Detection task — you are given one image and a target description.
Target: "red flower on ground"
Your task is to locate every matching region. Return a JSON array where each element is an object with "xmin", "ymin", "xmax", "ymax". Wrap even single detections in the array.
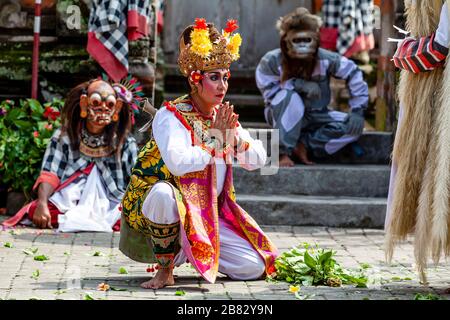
[
  {"xmin": 194, "ymin": 18, "xmax": 208, "ymax": 30},
  {"xmin": 43, "ymin": 107, "xmax": 60, "ymax": 121},
  {"xmin": 225, "ymin": 19, "xmax": 239, "ymax": 33},
  {"xmin": 97, "ymin": 283, "xmax": 110, "ymax": 291},
  {"xmin": 267, "ymin": 264, "xmax": 276, "ymax": 275}
]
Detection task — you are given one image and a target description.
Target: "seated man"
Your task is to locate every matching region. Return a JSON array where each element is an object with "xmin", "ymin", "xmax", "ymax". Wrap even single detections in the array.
[
  {"xmin": 256, "ymin": 7, "xmax": 369, "ymax": 167},
  {"xmin": 2, "ymin": 78, "xmax": 139, "ymax": 232}
]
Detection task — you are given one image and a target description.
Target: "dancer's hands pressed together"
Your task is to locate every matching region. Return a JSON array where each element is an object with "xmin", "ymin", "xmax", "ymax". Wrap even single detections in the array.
[{"xmin": 211, "ymin": 101, "xmax": 239, "ymax": 146}]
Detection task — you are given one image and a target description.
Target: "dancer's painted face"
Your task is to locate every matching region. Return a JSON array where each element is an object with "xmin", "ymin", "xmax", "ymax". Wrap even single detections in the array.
[{"xmin": 196, "ymin": 68, "xmax": 230, "ymax": 106}]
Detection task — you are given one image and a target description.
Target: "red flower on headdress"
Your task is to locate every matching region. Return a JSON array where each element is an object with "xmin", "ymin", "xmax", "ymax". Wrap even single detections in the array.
[
  {"xmin": 194, "ymin": 18, "xmax": 208, "ymax": 30},
  {"xmin": 225, "ymin": 19, "xmax": 239, "ymax": 33},
  {"xmin": 190, "ymin": 70, "xmax": 204, "ymax": 84},
  {"xmin": 43, "ymin": 106, "xmax": 60, "ymax": 121}
]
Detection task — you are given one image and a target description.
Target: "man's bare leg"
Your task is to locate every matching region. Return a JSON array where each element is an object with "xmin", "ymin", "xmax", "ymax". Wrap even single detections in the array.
[
  {"xmin": 293, "ymin": 143, "xmax": 314, "ymax": 165},
  {"xmin": 279, "ymin": 154, "xmax": 295, "ymax": 167},
  {"xmin": 141, "ymin": 266, "xmax": 175, "ymax": 289}
]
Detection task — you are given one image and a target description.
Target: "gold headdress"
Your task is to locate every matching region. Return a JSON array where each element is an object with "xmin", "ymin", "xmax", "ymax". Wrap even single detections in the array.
[{"xmin": 178, "ymin": 18, "xmax": 242, "ymax": 77}]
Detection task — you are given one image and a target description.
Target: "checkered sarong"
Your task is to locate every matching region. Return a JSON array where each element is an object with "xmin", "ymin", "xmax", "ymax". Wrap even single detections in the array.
[
  {"xmin": 88, "ymin": 0, "xmax": 151, "ymax": 80},
  {"xmin": 322, "ymin": 0, "xmax": 375, "ymax": 55},
  {"xmin": 89, "ymin": 1, "xmax": 129, "ymax": 71},
  {"xmin": 41, "ymin": 129, "xmax": 138, "ymax": 200}
]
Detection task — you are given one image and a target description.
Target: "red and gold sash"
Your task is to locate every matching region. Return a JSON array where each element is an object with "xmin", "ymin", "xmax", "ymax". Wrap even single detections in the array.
[{"xmin": 122, "ymin": 96, "xmax": 278, "ymax": 282}]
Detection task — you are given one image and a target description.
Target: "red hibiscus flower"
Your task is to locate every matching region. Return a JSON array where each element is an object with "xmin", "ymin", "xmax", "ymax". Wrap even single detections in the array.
[
  {"xmin": 43, "ymin": 106, "xmax": 60, "ymax": 121},
  {"xmin": 224, "ymin": 19, "xmax": 239, "ymax": 34},
  {"xmin": 190, "ymin": 71, "xmax": 204, "ymax": 84},
  {"xmin": 194, "ymin": 18, "xmax": 208, "ymax": 30}
]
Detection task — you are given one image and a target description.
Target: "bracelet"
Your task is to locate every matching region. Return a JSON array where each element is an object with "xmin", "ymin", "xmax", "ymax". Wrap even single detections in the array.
[{"xmin": 234, "ymin": 137, "xmax": 250, "ymax": 154}]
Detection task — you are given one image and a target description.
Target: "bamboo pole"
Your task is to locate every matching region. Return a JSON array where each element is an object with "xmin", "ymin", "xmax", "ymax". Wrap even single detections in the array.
[
  {"xmin": 31, "ymin": 0, "xmax": 42, "ymax": 99},
  {"xmin": 375, "ymin": 0, "xmax": 401, "ymax": 131}
]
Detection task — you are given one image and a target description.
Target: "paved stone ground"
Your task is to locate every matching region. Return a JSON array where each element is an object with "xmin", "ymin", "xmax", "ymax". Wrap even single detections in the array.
[{"xmin": 1, "ymin": 216, "xmax": 449, "ymax": 301}]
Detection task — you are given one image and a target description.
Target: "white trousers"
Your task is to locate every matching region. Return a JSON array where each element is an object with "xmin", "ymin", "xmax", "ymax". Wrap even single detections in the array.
[
  {"xmin": 51, "ymin": 165, "xmax": 120, "ymax": 232},
  {"xmin": 142, "ymin": 182, "xmax": 266, "ymax": 280}
]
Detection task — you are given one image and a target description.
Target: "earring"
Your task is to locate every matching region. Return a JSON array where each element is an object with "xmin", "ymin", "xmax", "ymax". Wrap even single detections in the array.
[
  {"xmin": 80, "ymin": 93, "xmax": 88, "ymax": 118},
  {"xmin": 80, "ymin": 109, "xmax": 87, "ymax": 118},
  {"xmin": 112, "ymin": 113, "xmax": 119, "ymax": 122}
]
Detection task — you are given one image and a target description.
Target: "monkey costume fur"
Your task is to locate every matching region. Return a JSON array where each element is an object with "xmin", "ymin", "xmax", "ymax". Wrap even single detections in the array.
[{"xmin": 385, "ymin": 0, "xmax": 450, "ymax": 283}]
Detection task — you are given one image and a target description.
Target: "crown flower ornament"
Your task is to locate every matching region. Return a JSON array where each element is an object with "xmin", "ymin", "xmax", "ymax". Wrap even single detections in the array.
[
  {"xmin": 190, "ymin": 18, "xmax": 213, "ymax": 58},
  {"xmin": 223, "ymin": 19, "xmax": 242, "ymax": 60},
  {"xmin": 224, "ymin": 19, "xmax": 239, "ymax": 35},
  {"xmin": 100, "ymin": 73, "xmax": 144, "ymax": 125},
  {"xmin": 189, "ymin": 70, "xmax": 204, "ymax": 84},
  {"xmin": 178, "ymin": 18, "xmax": 243, "ymax": 77}
]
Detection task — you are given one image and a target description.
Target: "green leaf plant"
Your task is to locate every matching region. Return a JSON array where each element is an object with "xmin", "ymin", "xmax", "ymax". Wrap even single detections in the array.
[
  {"xmin": 0, "ymin": 98, "xmax": 63, "ymax": 198},
  {"xmin": 267, "ymin": 243, "xmax": 368, "ymax": 288}
]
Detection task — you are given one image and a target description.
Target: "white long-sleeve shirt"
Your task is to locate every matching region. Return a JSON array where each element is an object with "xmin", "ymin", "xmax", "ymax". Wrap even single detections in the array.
[{"xmin": 152, "ymin": 107, "xmax": 267, "ymax": 195}]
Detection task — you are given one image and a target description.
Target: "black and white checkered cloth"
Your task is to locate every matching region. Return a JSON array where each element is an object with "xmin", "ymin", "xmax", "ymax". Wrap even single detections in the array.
[
  {"xmin": 322, "ymin": 0, "xmax": 375, "ymax": 55},
  {"xmin": 88, "ymin": 0, "xmax": 151, "ymax": 73},
  {"xmin": 41, "ymin": 129, "xmax": 138, "ymax": 201},
  {"xmin": 89, "ymin": 1, "xmax": 129, "ymax": 71}
]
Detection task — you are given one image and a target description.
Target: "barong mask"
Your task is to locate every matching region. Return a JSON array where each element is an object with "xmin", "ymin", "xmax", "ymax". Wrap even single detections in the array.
[
  {"xmin": 80, "ymin": 80, "xmax": 122, "ymax": 126},
  {"xmin": 277, "ymin": 7, "xmax": 322, "ymax": 80}
]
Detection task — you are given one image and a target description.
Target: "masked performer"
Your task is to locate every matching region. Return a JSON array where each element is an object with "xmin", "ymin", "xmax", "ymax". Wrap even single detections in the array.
[
  {"xmin": 256, "ymin": 7, "xmax": 369, "ymax": 167},
  {"xmin": 2, "ymin": 78, "xmax": 139, "ymax": 232},
  {"xmin": 119, "ymin": 18, "xmax": 279, "ymax": 289},
  {"xmin": 386, "ymin": 0, "xmax": 450, "ymax": 283}
]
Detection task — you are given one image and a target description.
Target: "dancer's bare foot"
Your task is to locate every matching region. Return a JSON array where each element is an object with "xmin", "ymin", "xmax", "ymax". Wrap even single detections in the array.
[
  {"xmin": 279, "ymin": 154, "xmax": 294, "ymax": 167},
  {"xmin": 293, "ymin": 143, "xmax": 314, "ymax": 165},
  {"xmin": 140, "ymin": 267, "xmax": 175, "ymax": 289}
]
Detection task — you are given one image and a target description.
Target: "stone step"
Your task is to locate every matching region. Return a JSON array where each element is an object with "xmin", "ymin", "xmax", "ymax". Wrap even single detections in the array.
[
  {"xmin": 233, "ymin": 165, "xmax": 390, "ymax": 198},
  {"xmin": 246, "ymin": 129, "xmax": 393, "ymax": 164},
  {"xmin": 236, "ymin": 194, "xmax": 387, "ymax": 228}
]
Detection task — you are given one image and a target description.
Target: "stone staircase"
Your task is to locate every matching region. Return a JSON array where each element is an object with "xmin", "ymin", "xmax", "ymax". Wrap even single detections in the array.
[
  {"xmin": 233, "ymin": 164, "xmax": 389, "ymax": 228},
  {"xmin": 163, "ymin": 67, "xmax": 392, "ymax": 229}
]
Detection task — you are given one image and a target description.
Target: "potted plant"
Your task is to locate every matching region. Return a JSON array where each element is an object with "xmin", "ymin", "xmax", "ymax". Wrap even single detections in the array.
[{"xmin": 0, "ymin": 98, "xmax": 62, "ymax": 215}]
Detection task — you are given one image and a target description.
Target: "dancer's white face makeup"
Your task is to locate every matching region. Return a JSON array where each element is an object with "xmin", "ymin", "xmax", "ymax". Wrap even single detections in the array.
[{"xmin": 194, "ymin": 68, "xmax": 230, "ymax": 107}]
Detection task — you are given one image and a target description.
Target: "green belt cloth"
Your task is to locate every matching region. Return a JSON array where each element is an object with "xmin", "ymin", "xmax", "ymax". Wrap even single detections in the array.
[{"xmin": 119, "ymin": 215, "xmax": 181, "ymax": 266}]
